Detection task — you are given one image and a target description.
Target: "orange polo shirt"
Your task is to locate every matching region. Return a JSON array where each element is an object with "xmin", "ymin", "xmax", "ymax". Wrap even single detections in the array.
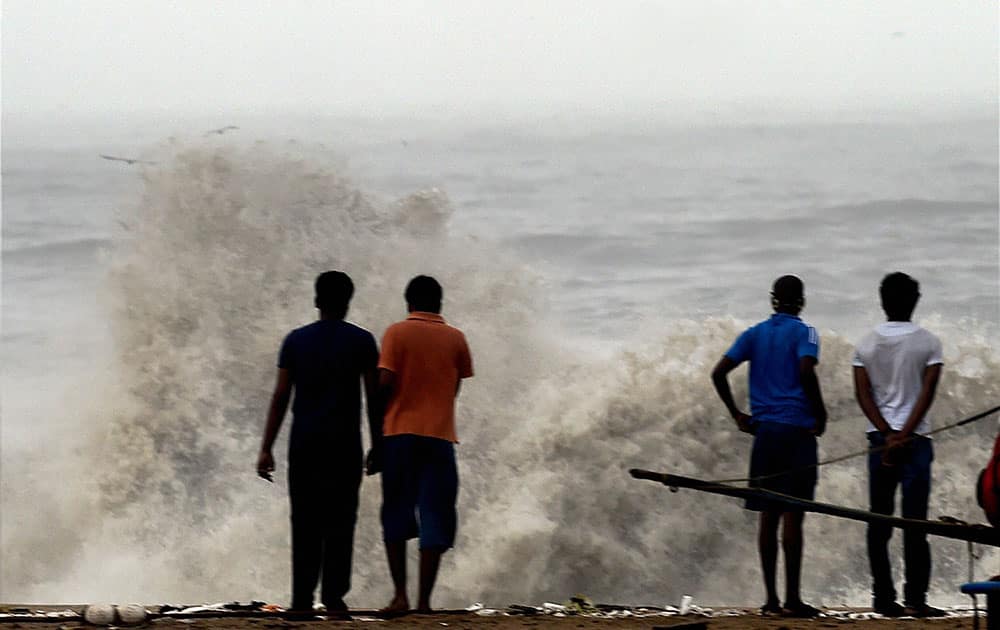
[{"xmin": 379, "ymin": 312, "xmax": 474, "ymax": 443}]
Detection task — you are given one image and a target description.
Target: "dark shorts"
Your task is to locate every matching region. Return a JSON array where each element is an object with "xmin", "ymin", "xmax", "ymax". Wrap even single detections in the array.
[
  {"xmin": 381, "ymin": 434, "xmax": 458, "ymax": 549},
  {"xmin": 746, "ymin": 421, "xmax": 818, "ymax": 512}
]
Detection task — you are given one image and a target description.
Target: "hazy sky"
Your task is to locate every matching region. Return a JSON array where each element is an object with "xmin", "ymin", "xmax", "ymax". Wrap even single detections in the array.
[{"xmin": 3, "ymin": 1, "xmax": 997, "ymax": 120}]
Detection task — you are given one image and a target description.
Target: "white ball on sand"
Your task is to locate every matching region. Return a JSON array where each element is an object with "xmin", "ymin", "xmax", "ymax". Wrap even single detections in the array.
[
  {"xmin": 84, "ymin": 604, "xmax": 117, "ymax": 625},
  {"xmin": 117, "ymin": 604, "xmax": 148, "ymax": 625}
]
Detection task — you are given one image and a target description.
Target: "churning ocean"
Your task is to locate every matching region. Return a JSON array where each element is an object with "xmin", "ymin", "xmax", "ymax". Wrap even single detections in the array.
[{"xmin": 2, "ymin": 112, "xmax": 998, "ymax": 607}]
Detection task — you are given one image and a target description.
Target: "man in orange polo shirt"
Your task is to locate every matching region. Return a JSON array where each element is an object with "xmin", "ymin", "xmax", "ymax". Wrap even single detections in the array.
[{"xmin": 368, "ymin": 275, "xmax": 473, "ymax": 613}]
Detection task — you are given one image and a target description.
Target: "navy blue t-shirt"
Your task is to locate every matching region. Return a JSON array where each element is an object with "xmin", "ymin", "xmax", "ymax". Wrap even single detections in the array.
[
  {"xmin": 725, "ymin": 313, "xmax": 820, "ymax": 428},
  {"xmin": 278, "ymin": 319, "xmax": 378, "ymax": 450}
]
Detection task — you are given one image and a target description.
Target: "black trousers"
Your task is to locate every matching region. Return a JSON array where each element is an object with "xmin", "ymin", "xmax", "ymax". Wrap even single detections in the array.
[
  {"xmin": 287, "ymin": 448, "xmax": 362, "ymax": 610},
  {"xmin": 866, "ymin": 432, "xmax": 934, "ymax": 607}
]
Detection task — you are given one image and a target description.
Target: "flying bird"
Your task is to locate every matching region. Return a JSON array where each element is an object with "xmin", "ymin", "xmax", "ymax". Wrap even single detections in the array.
[
  {"xmin": 99, "ymin": 154, "xmax": 156, "ymax": 165},
  {"xmin": 205, "ymin": 125, "xmax": 239, "ymax": 136}
]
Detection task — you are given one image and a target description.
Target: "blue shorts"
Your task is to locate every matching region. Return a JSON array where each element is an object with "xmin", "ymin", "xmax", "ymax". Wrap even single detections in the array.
[
  {"xmin": 380, "ymin": 434, "xmax": 458, "ymax": 550},
  {"xmin": 746, "ymin": 421, "xmax": 818, "ymax": 512}
]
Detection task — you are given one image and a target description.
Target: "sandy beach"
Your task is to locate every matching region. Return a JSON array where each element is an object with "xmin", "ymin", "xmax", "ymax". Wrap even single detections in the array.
[{"xmin": 0, "ymin": 605, "xmax": 984, "ymax": 629}]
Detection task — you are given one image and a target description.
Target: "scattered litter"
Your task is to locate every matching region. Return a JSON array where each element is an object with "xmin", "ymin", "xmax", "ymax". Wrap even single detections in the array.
[
  {"xmin": 0, "ymin": 601, "xmax": 982, "ymax": 623},
  {"xmin": 171, "ymin": 603, "xmax": 231, "ymax": 615},
  {"xmin": 45, "ymin": 610, "xmax": 80, "ymax": 618},
  {"xmin": 473, "ymin": 608, "xmax": 502, "ymax": 617},
  {"xmin": 679, "ymin": 595, "xmax": 693, "ymax": 615},
  {"xmin": 563, "ymin": 595, "xmax": 597, "ymax": 614}
]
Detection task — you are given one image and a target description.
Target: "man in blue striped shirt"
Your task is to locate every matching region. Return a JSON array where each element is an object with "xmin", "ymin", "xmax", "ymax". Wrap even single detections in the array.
[{"xmin": 712, "ymin": 275, "xmax": 828, "ymax": 618}]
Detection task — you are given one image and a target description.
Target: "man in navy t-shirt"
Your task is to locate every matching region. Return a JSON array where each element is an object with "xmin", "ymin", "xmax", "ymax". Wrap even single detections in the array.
[
  {"xmin": 257, "ymin": 271, "xmax": 379, "ymax": 613},
  {"xmin": 711, "ymin": 275, "xmax": 828, "ymax": 618}
]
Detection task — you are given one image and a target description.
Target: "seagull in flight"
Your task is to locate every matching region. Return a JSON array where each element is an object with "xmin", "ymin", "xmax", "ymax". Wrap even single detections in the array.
[
  {"xmin": 99, "ymin": 154, "xmax": 156, "ymax": 165},
  {"xmin": 205, "ymin": 125, "xmax": 239, "ymax": 136}
]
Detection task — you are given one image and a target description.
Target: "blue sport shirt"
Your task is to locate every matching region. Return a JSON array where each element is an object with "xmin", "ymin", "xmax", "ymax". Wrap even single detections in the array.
[{"xmin": 725, "ymin": 313, "xmax": 820, "ymax": 428}]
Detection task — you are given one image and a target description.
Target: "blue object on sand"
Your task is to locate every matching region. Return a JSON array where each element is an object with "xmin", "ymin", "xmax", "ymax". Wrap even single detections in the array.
[
  {"xmin": 962, "ymin": 582, "xmax": 1000, "ymax": 630},
  {"xmin": 963, "ymin": 582, "xmax": 1000, "ymax": 594}
]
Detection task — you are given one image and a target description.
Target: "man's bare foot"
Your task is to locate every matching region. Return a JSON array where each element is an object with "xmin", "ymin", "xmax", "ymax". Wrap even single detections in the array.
[
  {"xmin": 415, "ymin": 606, "xmax": 433, "ymax": 614},
  {"xmin": 380, "ymin": 595, "xmax": 409, "ymax": 614}
]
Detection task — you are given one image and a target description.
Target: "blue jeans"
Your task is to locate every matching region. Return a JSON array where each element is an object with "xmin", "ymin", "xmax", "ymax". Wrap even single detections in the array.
[{"xmin": 866, "ymin": 432, "xmax": 934, "ymax": 607}]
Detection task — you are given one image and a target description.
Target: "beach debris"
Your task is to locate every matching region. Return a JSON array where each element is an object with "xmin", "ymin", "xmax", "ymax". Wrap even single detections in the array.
[
  {"xmin": 679, "ymin": 595, "xmax": 693, "ymax": 615},
  {"xmin": 84, "ymin": 604, "xmax": 117, "ymax": 625},
  {"xmin": 117, "ymin": 604, "xmax": 148, "ymax": 625},
  {"xmin": 464, "ymin": 603, "xmax": 484, "ymax": 612},
  {"xmin": 159, "ymin": 601, "xmax": 271, "ymax": 615},
  {"xmin": 563, "ymin": 595, "xmax": 598, "ymax": 614},
  {"xmin": 473, "ymin": 608, "xmax": 502, "ymax": 617}
]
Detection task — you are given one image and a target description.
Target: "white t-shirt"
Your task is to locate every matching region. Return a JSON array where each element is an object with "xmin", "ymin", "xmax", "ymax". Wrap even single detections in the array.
[{"xmin": 852, "ymin": 322, "xmax": 943, "ymax": 435}]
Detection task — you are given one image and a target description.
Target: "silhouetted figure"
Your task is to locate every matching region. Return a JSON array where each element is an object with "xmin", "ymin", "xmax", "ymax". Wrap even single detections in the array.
[
  {"xmin": 257, "ymin": 271, "xmax": 379, "ymax": 613},
  {"xmin": 853, "ymin": 272, "xmax": 944, "ymax": 618},
  {"xmin": 368, "ymin": 275, "xmax": 473, "ymax": 613},
  {"xmin": 711, "ymin": 275, "xmax": 827, "ymax": 618}
]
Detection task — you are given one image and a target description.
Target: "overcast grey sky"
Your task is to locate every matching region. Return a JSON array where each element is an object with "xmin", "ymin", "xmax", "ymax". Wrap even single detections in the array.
[{"xmin": 2, "ymin": 1, "xmax": 997, "ymax": 120}]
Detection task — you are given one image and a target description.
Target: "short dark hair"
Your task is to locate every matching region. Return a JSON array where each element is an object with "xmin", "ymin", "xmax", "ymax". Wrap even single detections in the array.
[
  {"xmin": 315, "ymin": 271, "xmax": 354, "ymax": 317},
  {"xmin": 771, "ymin": 274, "xmax": 804, "ymax": 311},
  {"xmin": 880, "ymin": 272, "xmax": 920, "ymax": 321},
  {"xmin": 405, "ymin": 275, "xmax": 442, "ymax": 313}
]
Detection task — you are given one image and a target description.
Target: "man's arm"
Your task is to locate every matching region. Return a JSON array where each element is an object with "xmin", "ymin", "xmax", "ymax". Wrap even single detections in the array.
[
  {"xmin": 889, "ymin": 364, "xmax": 942, "ymax": 447},
  {"xmin": 365, "ymin": 368, "xmax": 396, "ymax": 475},
  {"xmin": 711, "ymin": 356, "xmax": 754, "ymax": 434},
  {"xmin": 799, "ymin": 356, "xmax": 827, "ymax": 436},
  {"xmin": 364, "ymin": 366, "xmax": 382, "ymax": 451},
  {"xmin": 853, "ymin": 365, "xmax": 892, "ymax": 435},
  {"xmin": 257, "ymin": 368, "xmax": 292, "ymax": 482}
]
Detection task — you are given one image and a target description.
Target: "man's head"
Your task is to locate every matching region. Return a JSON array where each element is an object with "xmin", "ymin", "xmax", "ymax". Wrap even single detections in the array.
[
  {"xmin": 771, "ymin": 274, "xmax": 805, "ymax": 315},
  {"xmin": 405, "ymin": 275, "xmax": 442, "ymax": 314},
  {"xmin": 314, "ymin": 271, "xmax": 354, "ymax": 319},
  {"xmin": 880, "ymin": 272, "xmax": 920, "ymax": 322}
]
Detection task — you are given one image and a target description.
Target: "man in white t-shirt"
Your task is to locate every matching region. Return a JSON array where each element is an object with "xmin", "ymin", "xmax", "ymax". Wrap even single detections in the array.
[{"xmin": 852, "ymin": 272, "xmax": 944, "ymax": 618}]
